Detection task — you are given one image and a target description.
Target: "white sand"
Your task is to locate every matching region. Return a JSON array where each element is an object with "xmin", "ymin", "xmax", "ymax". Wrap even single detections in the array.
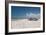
[{"xmin": 11, "ymin": 19, "xmax": 41, "ymax": 29}]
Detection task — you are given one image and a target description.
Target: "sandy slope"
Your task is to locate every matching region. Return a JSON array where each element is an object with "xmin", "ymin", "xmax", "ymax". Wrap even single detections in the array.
[{"xmin": 11, "ymin": 19, "xmax": 41, "ymax": 29}]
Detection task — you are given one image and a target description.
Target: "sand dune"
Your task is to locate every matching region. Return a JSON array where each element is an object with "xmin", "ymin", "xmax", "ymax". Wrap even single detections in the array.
[{"xmin": 11, "ymin": 19, "xmax": 41, "ymax": 29}]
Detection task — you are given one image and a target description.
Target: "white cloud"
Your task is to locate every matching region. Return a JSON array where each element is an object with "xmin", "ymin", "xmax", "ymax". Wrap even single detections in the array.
[{"xmin": 26, "ymin": 13, "xmax": 40, "ymax": 19}]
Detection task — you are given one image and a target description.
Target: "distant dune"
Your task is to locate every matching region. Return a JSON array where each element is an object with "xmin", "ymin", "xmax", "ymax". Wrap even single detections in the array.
[{"xmin": 11, "ymin": 19, "xmax": 41, "ymax": 29}]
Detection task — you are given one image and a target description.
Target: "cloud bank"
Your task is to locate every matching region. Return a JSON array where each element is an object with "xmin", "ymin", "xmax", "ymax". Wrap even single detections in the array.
[{"xmin": 26, "ymin": 13, "xmax": 40, "ymax": 20}]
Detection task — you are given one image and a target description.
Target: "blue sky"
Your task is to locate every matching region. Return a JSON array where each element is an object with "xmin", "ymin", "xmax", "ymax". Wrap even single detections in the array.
[{"xmin": 11, "ymin": 6, "xmax": 40, "ymax": 19}]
